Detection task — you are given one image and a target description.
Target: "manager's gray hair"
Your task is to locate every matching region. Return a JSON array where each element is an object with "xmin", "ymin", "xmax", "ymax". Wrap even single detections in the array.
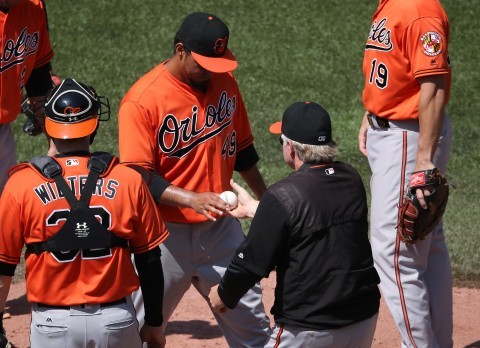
[{"xmin": 282, "ymin": 134, "xmax": 339, "ymax": 164}]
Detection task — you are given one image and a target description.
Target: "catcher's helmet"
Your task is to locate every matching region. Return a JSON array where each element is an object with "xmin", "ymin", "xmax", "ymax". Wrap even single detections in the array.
[{"xmin": 44, "ymin": 78, "xmax": 110, "ymax": 139}]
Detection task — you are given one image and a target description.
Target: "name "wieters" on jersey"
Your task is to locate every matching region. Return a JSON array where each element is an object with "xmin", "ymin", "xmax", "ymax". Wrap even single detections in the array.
[
  {"xmin": 0, "ymin": 27, "xmax": 39, "ymax": 73},
  {"xmin": 158, "ymin": 90, "xmax": 236, "ymax": 158},
  {"xmin": 34, "ymin": 176, "xmax": 119, "ymax": 205}
]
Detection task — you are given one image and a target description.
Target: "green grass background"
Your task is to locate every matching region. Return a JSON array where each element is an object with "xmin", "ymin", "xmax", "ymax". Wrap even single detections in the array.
[{"xmin": 11, "ymin": 0, "xmax": 480, "ymax": 286}]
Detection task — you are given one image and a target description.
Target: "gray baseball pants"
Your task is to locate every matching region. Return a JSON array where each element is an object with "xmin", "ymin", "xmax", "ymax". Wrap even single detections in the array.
[
  {"xmin": 265, "ymin": 313, "xmax": 378, "ymax": 348},
  {"xmin": 367, "ymin": 117, "xmax": 453, "ymax": 347},
  {"xmin": 132, "ymin": 216, "xmax": 271, "ymax": 348},
  {"xmin": 30, "ymin": 296, "xmax": 141, "ymax": 348}
]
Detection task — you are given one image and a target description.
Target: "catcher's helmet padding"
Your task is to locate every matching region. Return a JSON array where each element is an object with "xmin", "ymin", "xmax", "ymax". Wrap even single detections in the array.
[{"xmin": 44, "ymin": 78, "xmax": 110, "ymax": 139}]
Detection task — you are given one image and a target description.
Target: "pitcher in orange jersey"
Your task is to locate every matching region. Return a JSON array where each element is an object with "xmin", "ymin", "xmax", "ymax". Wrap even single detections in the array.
[
  {"xmin": 119, "ymin": 12, "xmax": 271, "ymax": 348},
  {"xmin": 0, "ymin": 78, "xmax": 169, "ymax": 348},
  {"xmin": 358, "ymin": 0, "xmax": 453, "ymax": 346},
  {"xmin": 0, "ymin": 0, "xmax": 57, "ymax": 194}
]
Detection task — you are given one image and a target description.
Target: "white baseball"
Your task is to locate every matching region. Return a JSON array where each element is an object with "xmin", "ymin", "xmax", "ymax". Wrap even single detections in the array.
[{"xmin": 219, "ymin": 190, "xmax": 238, "ymax": 207}]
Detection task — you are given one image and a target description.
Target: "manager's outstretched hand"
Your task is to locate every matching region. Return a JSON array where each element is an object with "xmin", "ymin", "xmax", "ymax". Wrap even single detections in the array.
[{"xmin": 227, "ymin": 179, "xmax": 259, "ymax": 219}]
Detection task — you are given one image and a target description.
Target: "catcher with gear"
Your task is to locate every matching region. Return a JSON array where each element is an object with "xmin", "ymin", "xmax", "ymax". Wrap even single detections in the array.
[
  {"xmin": 397, "ymin": 168, "xmax": 450, "ymax": 244},
  {"xmin": 0, "ymin": 78, "xmax": 168, "ymax": 348}
]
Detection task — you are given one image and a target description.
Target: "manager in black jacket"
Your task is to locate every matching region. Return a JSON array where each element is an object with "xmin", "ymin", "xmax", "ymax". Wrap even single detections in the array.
[{"xmin": 209, "ymin": 101, "xmax": 381, "ymax": 348}]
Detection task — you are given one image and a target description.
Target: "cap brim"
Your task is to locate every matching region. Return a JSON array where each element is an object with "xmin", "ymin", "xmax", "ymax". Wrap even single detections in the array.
[
  {"xmin": 269, "ymin": 121, "xmax": 282, "ymax": 134},
  {"xmin": 191, "ymin": 49, "xmax": 237, "ymax": 73},
  {"xmin": 45, "ymin": 117, "xmax": 98, "ymax": 139}
]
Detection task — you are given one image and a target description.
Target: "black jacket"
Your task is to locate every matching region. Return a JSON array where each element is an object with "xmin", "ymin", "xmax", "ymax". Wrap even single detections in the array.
[{"xmin": 219, "ymin": 162, "xmax": 380, "ymax": 329}]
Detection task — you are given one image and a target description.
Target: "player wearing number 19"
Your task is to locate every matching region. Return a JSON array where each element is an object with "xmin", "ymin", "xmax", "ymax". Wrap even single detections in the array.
[
  {"xmin": 0, "ymin": 78, "xmax": 168, "ymax": 348},
  {"xmin": 358, "ymin": 0, "xmax": 453, "ymax": 346}
]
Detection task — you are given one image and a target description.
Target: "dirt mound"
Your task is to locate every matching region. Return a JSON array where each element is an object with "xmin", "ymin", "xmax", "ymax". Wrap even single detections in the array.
[{"xmin": 3, "ymin": 274, "xmax": 479, "ymax": 347}]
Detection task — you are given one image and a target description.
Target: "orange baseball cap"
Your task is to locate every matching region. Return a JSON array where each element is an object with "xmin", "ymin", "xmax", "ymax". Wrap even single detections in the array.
[
  {"xmin": 44, "ymin": 78, "xmax": 101, "ymax": 139},
  {"xmin": 269, "ymin": 102, "xmax": 332, "ymax": 145},
  {"xmin": 176, "ymin": 12, "xmax": 237, "ymax": 73}
]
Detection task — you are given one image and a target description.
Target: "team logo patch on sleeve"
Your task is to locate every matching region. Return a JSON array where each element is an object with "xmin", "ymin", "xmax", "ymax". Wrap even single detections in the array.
[{"xmin": 420, "ymin": 32, "xmax": 442, "ymax": 56}]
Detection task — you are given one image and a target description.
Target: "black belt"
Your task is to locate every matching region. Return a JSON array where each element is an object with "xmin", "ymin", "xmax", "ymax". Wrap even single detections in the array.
[
  {"xmin": 367, "ymin": 113, "xmax": 390, "ymax": 129},
  {"xmin": 36, "ymin": 297, "xmax": 126, "ymax": 310}
]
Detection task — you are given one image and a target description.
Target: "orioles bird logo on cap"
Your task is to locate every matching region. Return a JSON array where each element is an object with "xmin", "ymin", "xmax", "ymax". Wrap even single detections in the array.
[
  {"xmin": 214, "ymin": 37, "xmax": 228, "ymax": 55},
  {"xmin": 64, "ymin": 106, "xmax": 82, "ymax": 115}
]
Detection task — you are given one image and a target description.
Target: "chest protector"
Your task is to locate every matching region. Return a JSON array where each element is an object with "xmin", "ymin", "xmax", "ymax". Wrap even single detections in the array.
[{"xmin": 26, "ymin": 152, "xmax": 128, "ymax": 255}]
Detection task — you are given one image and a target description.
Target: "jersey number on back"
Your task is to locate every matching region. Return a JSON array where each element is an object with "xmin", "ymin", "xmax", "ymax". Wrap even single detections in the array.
[
  {"xmin": 369, "ymin": 59, "xmax": 389, "ymax": 89},
  {"xmin": 47, "ymin": 206, "xmax": 113, "ymax": 263}
]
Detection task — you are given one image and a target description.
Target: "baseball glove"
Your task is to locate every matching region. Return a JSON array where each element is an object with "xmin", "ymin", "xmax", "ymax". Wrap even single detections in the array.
[
  {"xmin": 22, "ymin": 74, "xmax": 61, "ymax": 137},
  {"xmin": 397, "ymin": 168, "xmax": 449, "ymax": 244},
  {"xmin": 21, "ymin": 95, "xmax": 43, "ymax": 136}
]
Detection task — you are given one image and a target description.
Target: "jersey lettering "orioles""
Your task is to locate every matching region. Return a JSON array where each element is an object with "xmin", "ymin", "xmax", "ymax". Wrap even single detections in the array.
[
  {"xmin": 34, "ymin": 176, "xmax": 119, "ymax": 205},
  {"xmin": 0, "ymin": 27, "xmax": 39, "ymax": 73},
  {"xmin": 158, "ymin": 91, "xmax": 236, "ymax": 158},
  {"xmin": 119, "ymin": 64, "xmax": 254, "ymax": 223},
  {"xmin": 366, "ymin": 18, "xmax": 393, "ymax": 52}
]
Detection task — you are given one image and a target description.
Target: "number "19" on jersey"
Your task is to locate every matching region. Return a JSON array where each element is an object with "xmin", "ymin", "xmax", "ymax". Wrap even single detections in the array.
[{"xmin": 369, "ymin": 59, "xmax": 388, "ymax": 89}]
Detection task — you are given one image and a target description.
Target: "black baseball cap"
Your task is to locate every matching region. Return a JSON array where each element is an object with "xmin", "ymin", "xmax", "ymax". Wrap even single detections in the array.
[
  {"xmin": 269, "ymin": 102, "xmax": 332, "ymax": 145},
  {"xmin": 176, "ymin": 12, "xmax": 237, "ymax": 73}
]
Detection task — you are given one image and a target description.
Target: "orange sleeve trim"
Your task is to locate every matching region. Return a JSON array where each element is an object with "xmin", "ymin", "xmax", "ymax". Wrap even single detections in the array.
[
  {"xmin": 413, "ymin": 68, "xmax": 449, "ymax": 78},
  {"xmin": 120, "ymin": 162, "xmax": 156, "ymax": 172},
  {"xmin": 236, "ymin": 135, "xmax": 254, "ymax": 152},
  {"xmin": 130, "ymin": 232, "xmax": 169, "ymax": 254},
  {"xmin": 34, "ymin": 51, "xmax": 54, "ymax": 69},
  {"xmin": 0, "ymin": 254, "xmax": 20, "ymax": 264}
]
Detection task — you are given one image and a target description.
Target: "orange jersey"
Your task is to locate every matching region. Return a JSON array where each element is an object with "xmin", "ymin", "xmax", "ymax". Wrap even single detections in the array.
[
  {"xmin": 119, "ymin": 62, "xmax": 254, "ymax": 223},
  {"xmin": 362, "ymin": 0, "xmax": 450, "ymax": 120},
  {"xmin": 0, "ymin": 154, "xmax": 168, "ymax": 305},
  {"xmin": 0, "ymin": 0, "xmax": 54, "ymax": 124}
]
